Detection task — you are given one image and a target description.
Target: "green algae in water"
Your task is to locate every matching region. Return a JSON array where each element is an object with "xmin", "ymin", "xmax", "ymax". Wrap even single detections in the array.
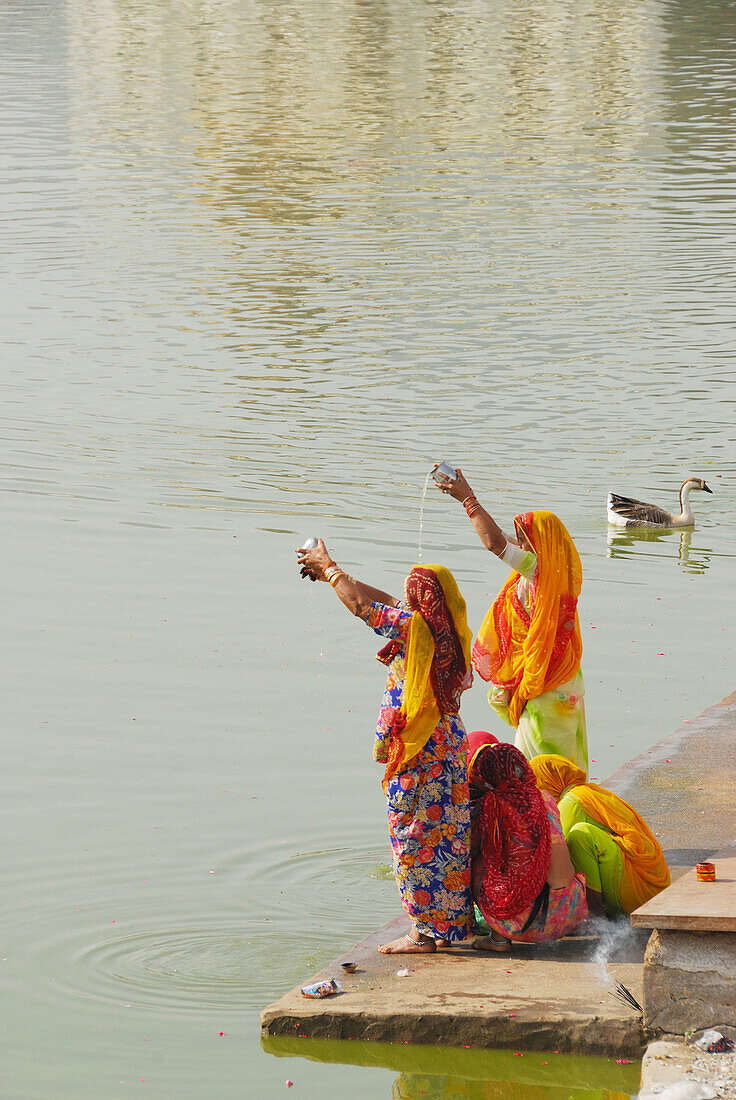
[{"xmin": 262, "ymin": 1036, "xmax": 640, "ymax": 1098}]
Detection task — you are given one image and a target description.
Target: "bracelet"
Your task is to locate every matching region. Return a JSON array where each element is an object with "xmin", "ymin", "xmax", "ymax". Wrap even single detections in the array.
[
  {"xmin": 466, "ymin": 501, "xmax": 482, "ymax": 519},
  {"xmin": 328, "ymin": 570, "xmax": 346, "ymax": 588},
  {"xmin": 323, "ymin": 564, "xmax": 341, "ymax": 583},
  {"xmin": 461, "ymin": 495, "xmax": 476, "ymax": 509}
]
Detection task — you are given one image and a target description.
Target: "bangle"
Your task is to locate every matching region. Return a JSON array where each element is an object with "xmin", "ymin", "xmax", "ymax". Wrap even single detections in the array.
[
  {"xmin": 461, "ymin": 495, "xmax": 476, "ymax": 509},
  {"xmin": 328, "ymin": 570, "xmax": 346, "ymax": 588},
  {"xmin": 466, "ymin": 501, "xmax": 482, "ymax": 519},
  {"xmin": 324, "ymin": 564, "xmax": 341, "ymax": 583}
]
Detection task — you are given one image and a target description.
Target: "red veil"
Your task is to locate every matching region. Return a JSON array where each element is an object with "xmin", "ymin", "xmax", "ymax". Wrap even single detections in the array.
[{"xmin": 469, "ymin": 742, "xmax": 551, "ymax": 919}]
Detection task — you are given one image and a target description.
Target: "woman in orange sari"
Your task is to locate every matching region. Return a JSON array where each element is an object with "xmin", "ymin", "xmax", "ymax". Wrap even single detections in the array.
[
  {"xmin": 435, "ymin": 467, "xmax": 587, "ymax": 772},
  {"xmin": 297, "ymin": 539, "xmax": 474, "ymax": 953},
  {"xmin": 529, "ymin": 754, "xmax": 670, "ymax": 917}
]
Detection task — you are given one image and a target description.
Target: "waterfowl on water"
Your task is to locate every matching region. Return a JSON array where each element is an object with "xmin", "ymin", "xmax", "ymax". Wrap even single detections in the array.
[{"xmin": 607, "ymin": 477, "xmax": 713, "ymax": 529}]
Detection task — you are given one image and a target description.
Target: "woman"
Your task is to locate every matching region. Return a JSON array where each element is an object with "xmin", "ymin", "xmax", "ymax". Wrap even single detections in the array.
[
  {"xmin": 467, "ymin": 734, "xmax": 587, "ymax": 951},
  {"xmin": 529, "ymin": 754, "xmax": 670, "ymax": 917},
  {"xmin": 297, "ymin": 539, "xmax": 474, "ymax": 953},
  {"xmin": 435, "ymin": 467, "xmax": 588, "ymax": 771}
]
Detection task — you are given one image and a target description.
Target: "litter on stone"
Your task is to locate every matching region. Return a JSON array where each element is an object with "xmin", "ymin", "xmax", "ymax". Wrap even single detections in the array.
[
  {"xmin": 300, "ymin": 978, "xmax": 341, "ymax": 999},
  {"xmin": 694, "ymin": 1029, "xmax": 734, "ymax": 1054}
]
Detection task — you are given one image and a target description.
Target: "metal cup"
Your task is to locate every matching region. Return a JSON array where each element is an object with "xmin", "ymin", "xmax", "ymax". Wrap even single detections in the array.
[
  {"xmin": 298, "ymin": 537, "xmax": 320, "ymax": 582},
  {"xmin": 432, "ymin": 462, "xmax": 457, "ymax": 483}
]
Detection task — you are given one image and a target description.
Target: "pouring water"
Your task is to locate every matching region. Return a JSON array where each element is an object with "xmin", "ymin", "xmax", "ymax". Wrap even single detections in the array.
[
  {"xmin": 418, "ymin": 463, "xmax": 458, "ymax": 562},
  {"xmin": 417, "ymin": 472, "xmax": 432, "ymax": 563}
]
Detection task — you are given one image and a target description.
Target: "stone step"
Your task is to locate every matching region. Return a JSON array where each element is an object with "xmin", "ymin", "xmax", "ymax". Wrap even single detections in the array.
[
  {"xmin": 261, "ymin": 914, "xmax": 648, "ymax": 1057},
  {"xmin": 631, "ymin": 847, "xmax": 736, "ymax": 932}
]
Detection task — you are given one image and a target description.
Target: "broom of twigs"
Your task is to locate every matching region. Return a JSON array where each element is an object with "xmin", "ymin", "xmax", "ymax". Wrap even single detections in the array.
[{"xmin": 610, "ymin": 981, "xmax": 643, "ymax": 1014}]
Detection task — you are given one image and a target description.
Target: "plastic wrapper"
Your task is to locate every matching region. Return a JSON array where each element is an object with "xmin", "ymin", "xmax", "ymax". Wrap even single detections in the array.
[
  {"xmin": 693, "ymin": 1028, "xmax": 734, "ymax": 1053},
  {"xmin": 300, "ymin": 978, "xmax": 341, "ymax": 999},
  {"xmin": 694, "ymin": 1029, "xmax": 723, "ymax": 1051}
]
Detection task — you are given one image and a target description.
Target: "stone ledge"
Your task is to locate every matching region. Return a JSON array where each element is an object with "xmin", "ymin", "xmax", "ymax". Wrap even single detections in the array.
[
  {"xmin": 632, "ymin": 849, "xmax": 736, "ymax": 932},
  {"xmin": 606, "ymin": 691, "xmax": 736, "ymax": 870},
  {"xmin": 261, "ymin": 914, "xmax": 648, "ymax": 1058},
  {"xmin": 643, "ymin": 929, "xmax": 736, "ymax": 1034}
]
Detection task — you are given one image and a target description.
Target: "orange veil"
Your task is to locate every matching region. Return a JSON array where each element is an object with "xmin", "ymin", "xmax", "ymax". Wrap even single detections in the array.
[{"xmin": 472, "ymin": 511, "xmax": 582, "ymax": 727}]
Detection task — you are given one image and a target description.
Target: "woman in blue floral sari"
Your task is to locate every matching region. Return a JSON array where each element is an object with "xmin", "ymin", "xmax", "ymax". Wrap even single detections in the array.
[{"xmin": 297, "ymin": 539, "xmax": 474, "ymax": 953}]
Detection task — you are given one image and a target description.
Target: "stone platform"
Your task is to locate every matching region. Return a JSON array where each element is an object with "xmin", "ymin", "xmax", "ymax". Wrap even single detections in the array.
[
  {"xmin": 632, "ymin": 849, "xmax": 736, "ymax": 933},
  {"xmin": 262, "ymin": 915, "xmax": 648, "ymax": 1057},
  {"xmin": 629, "ymin": 847, "xmax": 736, "ymax": 1036},
  {"xmin": 605, "ymin": 690, "xmax": 736, "ymax": 876}
]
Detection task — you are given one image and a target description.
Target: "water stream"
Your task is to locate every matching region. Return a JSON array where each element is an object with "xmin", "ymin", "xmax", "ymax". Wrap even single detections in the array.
[{"xmin": 417, "ymin": 471, "xmax": 433, "ymax": 563}]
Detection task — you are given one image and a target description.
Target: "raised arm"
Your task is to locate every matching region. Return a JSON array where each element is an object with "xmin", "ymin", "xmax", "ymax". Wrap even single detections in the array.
[
  {"xmin": 296, "ymin": 539, "xmax": 399, "ymax": 618},
  {"xmin": 434, "ymin": 467, "xmax": 506, "ymax": 557}
]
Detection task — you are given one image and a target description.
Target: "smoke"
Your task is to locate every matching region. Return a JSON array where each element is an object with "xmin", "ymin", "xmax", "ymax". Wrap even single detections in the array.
[{"xmin": 590, "ymin": 916, "xmax": 634, "ymax": 987}]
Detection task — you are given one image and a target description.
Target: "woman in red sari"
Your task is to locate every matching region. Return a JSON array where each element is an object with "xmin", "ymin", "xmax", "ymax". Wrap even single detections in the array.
[{"xmin": 467, "ymin": 734, "xmax": 587, "ymax": 951}]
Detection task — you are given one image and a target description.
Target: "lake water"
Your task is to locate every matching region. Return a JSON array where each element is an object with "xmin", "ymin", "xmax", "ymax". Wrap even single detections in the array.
[{"xmin": 2, "ymin": 0, "xmax": 734, "ymax": 1096}]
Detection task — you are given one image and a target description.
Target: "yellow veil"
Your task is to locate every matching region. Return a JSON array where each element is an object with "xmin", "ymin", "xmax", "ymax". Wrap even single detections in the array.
[
  {"xmin": 383, "ymin": 564, "xmax": 472, "ymax": 787},
  {"xmin": 530, "ymin": 754, "xmax": 670, "ymax": 908}
]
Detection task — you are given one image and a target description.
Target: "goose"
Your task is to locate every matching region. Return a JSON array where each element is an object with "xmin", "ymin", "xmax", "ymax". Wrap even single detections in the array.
[{"xmin": 607, "ymin": 477, "xmax": 713, "ymax": 529}]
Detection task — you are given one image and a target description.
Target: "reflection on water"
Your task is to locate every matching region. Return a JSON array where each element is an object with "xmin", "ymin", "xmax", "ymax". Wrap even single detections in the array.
[
  {"xmin": 606, "ymin": 526, "xmax": 715, "ymax": 574},
  {"xmin": 61, "ymin": 0, "xmax": 672, "ymax": 379},
  {"xmin": 392, "ymin": 1075, "xmax": 631, "ymax": 1100},
  {"xmin": 264, "ymin": 1037, "xmax": 639, "ymax": 1100}
]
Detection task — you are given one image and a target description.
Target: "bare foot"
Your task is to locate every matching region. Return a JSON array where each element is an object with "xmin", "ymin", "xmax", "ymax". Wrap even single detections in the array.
[
  {"xmin": 377, "ymin": 932, "xmax": 436, "ymax": 954},
  {"xmin": 435, "ymin": 938, "xmax": 451, "ymax": 948},
  {"xmin": 472, "ymin": 934, "xmax": 511, "ymax": 953}
]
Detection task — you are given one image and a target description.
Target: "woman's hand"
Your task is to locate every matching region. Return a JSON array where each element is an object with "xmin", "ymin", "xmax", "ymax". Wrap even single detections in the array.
[
  {"xmin": 294, "ymin": 543, "xmax": 391, "ymax": 617},
  {"xmin": 296, "ymin": 538, "xmax": 334, "ymax": 582},
  {"xmin": 433, "ymin": 466, "xmax": 506, "ymax": 556},
  {"xmin": 433, "ymin": 465, "xmax": 473, "ymax": 503}
]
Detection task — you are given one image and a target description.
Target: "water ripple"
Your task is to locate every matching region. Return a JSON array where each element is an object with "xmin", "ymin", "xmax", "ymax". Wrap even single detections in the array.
[{"xmin": 67, "ymin": 926, "xmax": 334, "ymax": 1013}]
